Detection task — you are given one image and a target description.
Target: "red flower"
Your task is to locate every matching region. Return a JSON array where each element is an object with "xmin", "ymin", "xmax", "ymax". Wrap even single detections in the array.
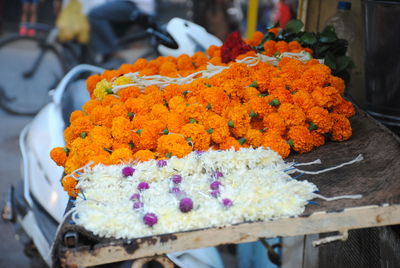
[{"xmin": 221, "ymin": 32, "xmax": 254, "ymax": 63}]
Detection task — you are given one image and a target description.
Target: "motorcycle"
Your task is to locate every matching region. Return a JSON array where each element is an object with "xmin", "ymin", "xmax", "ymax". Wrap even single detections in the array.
[{"xmin": 2, "ymin": 17, "xmax": 225, "ymax": 267}]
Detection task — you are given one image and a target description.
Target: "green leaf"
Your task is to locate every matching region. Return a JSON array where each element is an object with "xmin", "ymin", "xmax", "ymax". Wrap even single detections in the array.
[
  {"xmin": 287, "ymin": 139, "xmax": 294, "ymax": 146},
  {"xmin": 259, "ymin": 93, "xmax": 268, "ymax": 97},
  {"xmin": 336, "ymin": 56, "xmax": 354, "ymax": 72},
  {"xmin": 206, "ymin": 103, "xmax": 212, "ymax": 110},
  {"xmin": 269, "ymin": 98, "xmax": 280, "ymax": 107},
  {"xmin": 238, "ymin": 138, "xmax": 246, "ymax": 145},
  {"xmin": 63, "ymin": 147, "xmax": 70, "ymax": 154},
  {"xmin": 80, "ymin": 132, "xmax": 87, "ymax": 138},
  {"xmin": 300, "ymin": 32, "xmax": 317, "ymax": 45},
  {"xmin": 127, "ymin": 112, "xmax": 134, "ymax": 118},
  {"xmin": 324, "ymin": 52, "xmax": 336, "ymax": 70},
  {"xmin": 319, "ymin": 26, "xmax": 337, "ymax": 43},
  {"xmin": 166, "ymin": 152, "xmax": 172, "ymax": 158},
  {"xmin": 128, "ymin": 142, "xmax": 135, "ymax": 149},
  {"xmin": 104, "ymin": 147, "xmax": 113, "ymax": 153},
  {"xmin": 162, "ymin": 128, "xmax": 169, "ymax": 135},
  {"xmin": 249, "ymin": 110, "xmax": 257, "ymax": 118},
  {"xmin": 284, "ymin": 19, "xmax": 304, "ymax": 34},
  {"xmin": 105, "ymin": 88, "xmax": 113, "ymax": 94},
  {"xmin": 182, "ymin": 90, "xmax": 189, "ymax": 96},
  {"xmin": 249, "ymin": 81, "xmax": 259, "ymax": 89},
  {"xmin": 189, "ymin": 118, "xmax": 197, "ymax": 124},
  {"xmin": 228, "ymin": 120, "xmax": 234, "ymax": 128},
  {"xmin": 136, "ymin": 129, "xmax": 143, "ymax": 135},
  {"xmin": 207, "ymin": 128, "xmax": 214, "ymax": 134},
  {"xmin": 309, "ymin": 122, "xmax": 317, "ymax": 131}
]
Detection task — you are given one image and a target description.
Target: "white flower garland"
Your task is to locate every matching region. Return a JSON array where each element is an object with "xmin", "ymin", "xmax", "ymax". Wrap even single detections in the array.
[{"xmin": 72, "ymin": 148, "xmax": 320, "ymax": 239}]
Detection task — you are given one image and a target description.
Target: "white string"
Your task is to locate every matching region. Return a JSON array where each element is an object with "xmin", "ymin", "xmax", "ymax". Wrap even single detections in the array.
[
  {"xmin": 313, "ymin": 193, "xmax": 362, "ymax": 201},
  {"xmin": 295, "ymin": 154, "xmax": 364, "ymax": 175},
  {"xmin": 295, "ymin": 159, "xmax": 322, "ymax": 166}
]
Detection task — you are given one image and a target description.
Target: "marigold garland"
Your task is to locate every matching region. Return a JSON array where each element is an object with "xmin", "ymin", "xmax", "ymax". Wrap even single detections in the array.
[{"xmin": 50, "ymin": 31, "xmax": 356, "ymax": 197}]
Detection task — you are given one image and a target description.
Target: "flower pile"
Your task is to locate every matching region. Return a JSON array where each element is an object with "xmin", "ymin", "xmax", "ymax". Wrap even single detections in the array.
[
  {"xmin": 72, "ymin": 148, "xmax": 318, "ymax": 239},
  {"xmin": 51, "ymin": 31, "xmax": 355, "ymax": 198}
]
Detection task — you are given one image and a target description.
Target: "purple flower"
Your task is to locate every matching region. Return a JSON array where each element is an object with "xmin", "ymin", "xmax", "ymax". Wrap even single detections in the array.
[
  {"xmin": 179, "ymin": 197, "xmax": 193, "ymax": 213},
  {"xmin": 210, "ymin": 189, "xmax": 220, "ymax": 198},
  {"xmin": 122, "ymin": 166, "xmax": 135, "ymax": 177},
  {"xmin": 137, "ymin": 182, "xmax": 150, "ymax": 191},
  {"xmin": 129, "ymin": 193, "xmax": 140, "ymax": 201},
  {"xmin": 157, "ymin": 160, "xmax": 167, "ymax": 167},
  {"xmin": 211, "ymin": 171, "xmax": 224, "ymax": 179},
  {"xmin": 171, "ymin": 174, "xmax": 182, "ymax": 184},
  {"xmin": 210, "ymin": 181, "xmax": 221, "ymax": 190},
  {"xmin": 133, "ymin": 201, "xmax": 144, "ymax": 209},
  {"xmin": 169, "ymin": 187, "xmax": 182, "ymax": 194},
  {"xmin": 195, "ymin": 150, "xmax": 205, "ymax": 156},
  {"xmin": 222, "ymin": 198, "xmax": 233, "ymax": 208},
  {"xmin": 143, "ymin": 213, "xmax": 158, "ymax": 227}
]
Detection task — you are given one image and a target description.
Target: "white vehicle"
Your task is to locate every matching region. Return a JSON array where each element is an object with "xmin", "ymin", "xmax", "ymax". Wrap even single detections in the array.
[{"xmin": 2, "ymin": 18, "xmax": 225, "ymax": 267}]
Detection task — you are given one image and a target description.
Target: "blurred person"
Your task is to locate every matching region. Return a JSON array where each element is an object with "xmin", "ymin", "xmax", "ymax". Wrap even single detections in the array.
[
  {"xmin": 19, "ymin": 0, "xmax": 40, "ymax": 36},
  {"xmin": 272, "ymin": 0, "xmax": 291, "ymax": 28},
  {"xmin": 88, "ymin": 0, "xmax": 155, "ymax": 61}
]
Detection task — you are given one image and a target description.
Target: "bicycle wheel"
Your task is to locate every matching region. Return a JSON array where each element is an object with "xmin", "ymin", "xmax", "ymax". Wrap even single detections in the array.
[{"xmin": 0, "ymin": 35, "xmax": 66, "ymax": 115}]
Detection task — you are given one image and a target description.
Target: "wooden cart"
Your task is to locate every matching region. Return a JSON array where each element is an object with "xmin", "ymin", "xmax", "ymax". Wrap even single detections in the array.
[{"xmin": 52, "ymin": 110, "xmax": 400, "ymax": 267}]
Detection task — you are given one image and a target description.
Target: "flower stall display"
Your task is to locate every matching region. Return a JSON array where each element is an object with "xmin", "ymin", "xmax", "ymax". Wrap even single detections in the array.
[{"xmin": 50, "ymin": 25, "xmax": 358, "ymax": 238}]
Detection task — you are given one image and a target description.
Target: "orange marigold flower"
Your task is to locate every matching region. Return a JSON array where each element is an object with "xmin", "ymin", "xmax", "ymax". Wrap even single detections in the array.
[
  {"xmin": 287, "ymin": 125, "xmax": 315, "ymax": 154},
  {"xmin": 157, "ymin": 134, "xmax": 192, "ymax": 158},
  {"xmin": 206, "ymin": 45, "xmax": 221, "ymax": 58},
  {"xmin": 117, "ymin": 86, "xmax": 141, "ymax": 102},
  {"xmin": 223, "ymin": 105, "xmax": 251, "ymax": 137},
  {"xmin": 278, "ymin": 103, "xmax": 306, "ymax": 127},
  {"xmin": 181, "ymin": 123, "xmax": 211, "ymax": 151},
  {"xmin": 50, "ymin": 147, "xmax": 68, "ymax": 167},
  {"xmin": 311, "ymin": 86, "xmax": 342, "ymax": 108},
  {"xmin": 330, "ymin": 113, "xmax": 352, "ymax": 141},
  {"xmin": 246, "ymin": 31, "xmax": 264, "ymax": 46},
  {"xmin": 292, "ymin": 90, "xmax": 314, "ymax": 113},
  {"xmin": 328, "ymin": 76, "xmax": 345, "ymax": 95},
  {"xmin": 164, "ymin": 84, "xmax": 183, "ymax": 101},
  {"xmin": 263, "ymin": 113, "xmax": 287, "ymax": 136},
  {"xmin": 332, "ymin": 98, "xmax": 355, "ymax": 118},
  {"xmin": 310, "ymin": 131, "xmax": 325, "ymax": 147},
  {"xmin": 61, "ymin": 176, "xmax": 79, "ymax": 198},
  {"xmin": 160, "ymin": 61, "xmax": 179, "ymax": 77},
  {"xmin": 262, "ymin": 131, "xmax": 290, "ymax": 158},
  {"xmin": 219, "ymin": 137, "xmax": 241, "ymax": 151},
  {"xmin": 133, "ymin": 149, "xmax": 156, "ymax": 162},
  {"xmin": 166, "ymin": 112, "xmax": 186, "ymax": 133},
  {"xmin": 110, "ymin": 148, "xmax": 133, "ymax": 164},
  {"xmin": 101, "ymin": 94, "xmax": 121, "ymax": 107},
  {"xmin": 201, "ymin": 87, "xmax": 230, "ymax": 114},
  {"xmin": 89, "ymin": 105, "xmax": 112, "ymax": 128},
  {"xmin": 288, "ymin": 41, "xmax": 302, "ymax": 51},
  {"xmin": 268, "ymin": 27, "xmax": 279, "ymax": 36},
  {"xmin": 70, "ymin": 110, "xmax": 85, "ymax": 123},
  {"xmin": 131, "ymin": 114, "xmax": 150, "ymax": 130},
  {"xmin": 263, "ymin": 40, "xmax": 277, "ymax": 57},
  {"xmin": 177, "ymin": 54, "xmax": 194, "ymax": 70},
  {"xmin": 139, "ymin": 127, "xmax": 161, "ymax": 151},
  {"xmin": 111, "ymin": 103, "xmax": 129, "ymax": 118},
  {"xmin": 86, "ymin": 74, "xmax": 102, "ymax": 97},
  {"xmin": 168, "ymin": 96, "xmax": 187, "ymax": 114},
  {"xmin": 306, "ymin": 107, "xmax": 333, "ymax": 134},
  {"xmin": 125, "ymin": 97, "xmax": 151, "ymax": 115},
  {"xmin": 70, "ymin": 115, "xmax": 94, "ymax": 136},
  {"xmin": 276, "ymin": 41, "xmax": 289, "ymax": 53},
  {"xmin": 101, "ymin": 69, "xmax": 120, "ymax": 81},
  {"xmin": 192, "ymin": 51, "xmax": 209, "ymax": 68},
  {"xmin": 202, "ymin": 113, "xmax": 230, "ymax": 144},
  {"xmin": 184, "ymin": 103, "xmax": 207, "ymax": 122},
  {"xmin": 244, "ymin": 128, "xmax": 263, "ymax": 147},
  {"xmin": 111, "ymin": 116, "xmax": 132, "ymax": 143},
  {"xmin": 82, "ymin": 99, "xmax": 101, "ymax": 114},
  {"xmin": 89, "ymin": 126, "xmax": 113, "ymax": 149}
]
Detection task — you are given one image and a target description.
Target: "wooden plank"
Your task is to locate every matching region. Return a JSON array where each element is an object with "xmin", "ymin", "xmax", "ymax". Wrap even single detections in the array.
[{"xmin": 61, "ymin": 204, "xmax": 400, "ymax": 267}]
